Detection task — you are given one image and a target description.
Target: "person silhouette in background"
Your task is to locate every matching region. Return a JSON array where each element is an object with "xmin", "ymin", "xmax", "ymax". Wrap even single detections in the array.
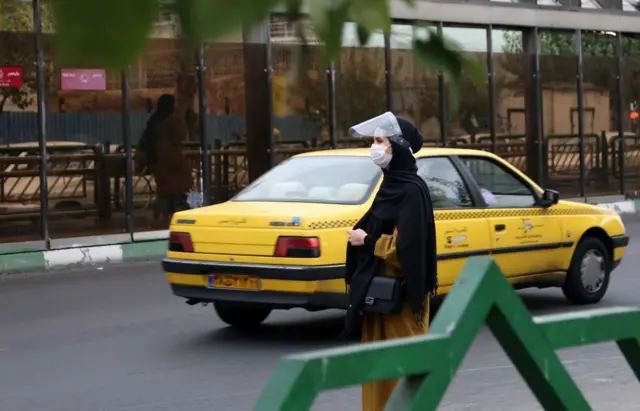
[{"xmin": 139, "ymin": 94, "xmax": 193, "ymax": 227}]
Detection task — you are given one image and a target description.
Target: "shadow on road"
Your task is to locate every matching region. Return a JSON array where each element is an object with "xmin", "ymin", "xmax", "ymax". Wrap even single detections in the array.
[
  {"xmin": 180, "ymin": 313, "xmax": 349, "ymax": 353},
  {"xmin": 183, "ymin": 291, "xmax": 588, "ymax": 349}
]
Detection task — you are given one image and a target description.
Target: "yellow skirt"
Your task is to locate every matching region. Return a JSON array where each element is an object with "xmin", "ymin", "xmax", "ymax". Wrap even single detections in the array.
[{"xmin": 361, "ymin": 296, "xmax": 430, "ymax": 411}]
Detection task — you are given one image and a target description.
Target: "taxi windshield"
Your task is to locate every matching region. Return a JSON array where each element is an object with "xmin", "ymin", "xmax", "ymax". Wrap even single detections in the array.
[{"xmin": 232, "ymin": 156, "xmax": 381, "ymax": 204}]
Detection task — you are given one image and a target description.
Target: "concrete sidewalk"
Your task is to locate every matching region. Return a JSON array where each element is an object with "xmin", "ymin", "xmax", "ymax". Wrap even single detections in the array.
[{"xmin": 0, "ymin": 194, "xmax": 637, "ymax": 275}]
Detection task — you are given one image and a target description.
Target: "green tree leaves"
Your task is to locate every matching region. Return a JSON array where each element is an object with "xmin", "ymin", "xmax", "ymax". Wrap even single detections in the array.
[
  {"xmin": 176, "ymin": 0, "xmax": 282, "ymax": 47},
  {"xmin": 51, "ymin": 0, "xmax": 159, "ymax": 68},
  {"xmin": 47, "ymin": 0, "xmax": 482, "ymax": 103},
  {"xmin": 413, "ymin": 29, "xmax": 485, "ymax": 110}
]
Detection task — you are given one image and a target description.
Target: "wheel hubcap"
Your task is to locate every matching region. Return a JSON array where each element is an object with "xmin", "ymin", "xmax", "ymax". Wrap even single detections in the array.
[{"xmin": 580, "ymin": 249, "xmax": 605, "ymax": 293}]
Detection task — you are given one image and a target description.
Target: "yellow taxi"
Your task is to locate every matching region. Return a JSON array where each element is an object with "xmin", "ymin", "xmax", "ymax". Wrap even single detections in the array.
[{"xmin": 163, "ymin": 148, "xmax": 629, "ymax": 327}]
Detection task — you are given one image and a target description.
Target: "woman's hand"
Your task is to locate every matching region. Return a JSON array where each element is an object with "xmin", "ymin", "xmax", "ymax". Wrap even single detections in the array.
[{"xmin": 347, "ymin": 229, "xmax": 367, "ymax": 246}]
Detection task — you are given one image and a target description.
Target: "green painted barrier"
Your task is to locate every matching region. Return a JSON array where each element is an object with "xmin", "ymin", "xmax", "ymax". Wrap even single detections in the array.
[{"xmin": 253, "ymin": 257, "xmax": 640, "ymax": 411}]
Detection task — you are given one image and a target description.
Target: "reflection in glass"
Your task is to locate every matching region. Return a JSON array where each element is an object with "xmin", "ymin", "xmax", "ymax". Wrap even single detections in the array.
[
  {"xmin": 460, "ymin": 156, "xmax": 536, "ymax": 207},
  {"xmin": 126, "ymin": 36, "xmax": 196, "ymax": 232},
  {"xmin": 442, "ymin": 26, "xmax": 488, "ymax": 145},
  {"xmin": 417, "ymin": 157, "xmax": 473, "ymax": 208},
  {"xmin": 621, "ymin": 35, "xmax": 640, "ymax": 195},
  {"xmin": 392, "ymin": 25, "xmax": 440, "ymax": 145},
  {"xmin": 539, "ymin": 31, "xmax": 581, "ymax": 196},
  {"xmin": 270, "ymin": 18, "xmax": 329, "ymax": 153},
  {"xmin": 204, "ymin": 38, "xmax": 247, "ymax": 204},
  {"xmin": 491, "ymin": 29, "xmax": 530, "ymax": 177},
  {"xmin": 0, "ymin": 24, "xmax": 43, "ymax": 243},
  {"xmin": 233, "ymin": 156, "xmax": 381, "ymax": 204},
  {"xmin": 582, "ymin": 31, "xmax": 619, "ymax": 196},
  {"xmin": 334, "ymin": 23, "xmax": 387, "ymax": 145},
  {"xmin": 43, "ymin": 30, "xmax": 128, "ymax": 240}
]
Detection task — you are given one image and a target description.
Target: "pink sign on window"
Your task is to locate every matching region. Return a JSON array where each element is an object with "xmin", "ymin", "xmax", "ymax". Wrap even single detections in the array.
[
  {"xmin": 0, "ymin": 67, "xmax": 23, "ymax": 88},
  {"xmin": 61, "ymin": 69, "xmax": 106, "ymax": 91}
]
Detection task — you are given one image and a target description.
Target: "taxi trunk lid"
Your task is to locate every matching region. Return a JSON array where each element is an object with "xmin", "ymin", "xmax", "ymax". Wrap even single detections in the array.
[{"xmin": 172, "ymin": 201, "xmax": 347, "ymax": 257}]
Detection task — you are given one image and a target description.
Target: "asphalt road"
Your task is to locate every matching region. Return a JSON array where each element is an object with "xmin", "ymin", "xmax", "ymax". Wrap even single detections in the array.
[{"xmin": 2, "ymin": 225, "xmax": 640, "ymax": 411}]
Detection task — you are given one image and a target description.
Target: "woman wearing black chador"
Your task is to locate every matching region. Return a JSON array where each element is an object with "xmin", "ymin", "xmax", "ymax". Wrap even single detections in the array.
[{"xmin": 344, "ymin": 112, "xmax": 438, "ymax": 411}]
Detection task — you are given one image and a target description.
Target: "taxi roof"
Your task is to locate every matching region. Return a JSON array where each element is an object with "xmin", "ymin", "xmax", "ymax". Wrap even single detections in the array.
[{"xmin": 294, "ymin": 147, "xmax": 499, "ymax": 159}]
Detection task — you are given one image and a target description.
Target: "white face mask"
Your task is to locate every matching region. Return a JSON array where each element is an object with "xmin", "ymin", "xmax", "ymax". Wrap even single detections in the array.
[{"xmin": 370, "ymin": 143, "xmax": 392, "ymax": 168}]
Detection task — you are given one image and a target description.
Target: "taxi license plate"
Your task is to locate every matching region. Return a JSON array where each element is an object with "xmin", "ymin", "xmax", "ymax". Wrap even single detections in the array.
[{"xmin": 207, "ymin": 274, "xmax": 261, "ymax": 291}]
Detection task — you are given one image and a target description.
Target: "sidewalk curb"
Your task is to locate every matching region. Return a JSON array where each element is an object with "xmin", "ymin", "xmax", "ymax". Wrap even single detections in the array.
[
  {"xmin": 0, "ymin": 240, "xmax": 167, "ymax": 275},
  {"xmin": 592, "ymin": 199, "xmax": 639, "ymax": 214}
]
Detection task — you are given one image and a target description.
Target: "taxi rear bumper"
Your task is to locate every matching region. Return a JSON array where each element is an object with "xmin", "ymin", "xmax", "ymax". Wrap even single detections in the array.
[
  {"xmin": 162, "ymin": 258, "xmax": 344, "ymax": 281},
  {"xmin": 163, "ymin": 258, "xmax": 347, "ymax": 310},
  {"xmin": 170, "ymin": 284, "xmax": 347, "ymax": 310}
]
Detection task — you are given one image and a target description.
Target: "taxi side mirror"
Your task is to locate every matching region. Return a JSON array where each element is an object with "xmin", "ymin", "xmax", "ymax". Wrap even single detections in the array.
[{"xmin": 539, "ymin": 189, "xmax": 560, "ymax": 207}]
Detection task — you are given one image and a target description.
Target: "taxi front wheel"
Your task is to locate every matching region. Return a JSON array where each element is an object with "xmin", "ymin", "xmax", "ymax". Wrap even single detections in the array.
[
  {"xmin": 214, "ymin": 302, "xmax": 271, "ymax": 328},
  {"xmin": 562, "ymin": 237, "xmax": 611, "ymax": 305}
]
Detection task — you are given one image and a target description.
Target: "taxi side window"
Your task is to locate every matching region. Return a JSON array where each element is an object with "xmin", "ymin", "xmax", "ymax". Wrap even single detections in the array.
[
  {"xmin": 459, "ymin": 156, "xmax": 536, "ymax": 208},
  {"xmin": 416, "ymin": 157, "xmax": 473, "ymax": 209}
]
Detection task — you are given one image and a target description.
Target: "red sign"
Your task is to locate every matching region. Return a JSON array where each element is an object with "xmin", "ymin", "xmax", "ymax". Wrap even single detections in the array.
[
  {"xmin": 0, "ymin": 67, "xmax": 23, "ymax": 88},
  {"xmin": 61, "ymin": 69, "xmax": 106, "ymax": 91}
]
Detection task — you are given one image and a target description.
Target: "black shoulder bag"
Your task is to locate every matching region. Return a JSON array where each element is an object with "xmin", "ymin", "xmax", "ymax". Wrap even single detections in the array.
[{"xmin": 364, "ymin": 276, "xmax": 405, "ymax": 314}]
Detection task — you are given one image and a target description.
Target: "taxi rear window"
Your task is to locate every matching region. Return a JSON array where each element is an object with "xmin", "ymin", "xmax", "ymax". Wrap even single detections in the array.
[{"xmin": 232, "ymin": 156, "xmax": 381, "ymax": 204}]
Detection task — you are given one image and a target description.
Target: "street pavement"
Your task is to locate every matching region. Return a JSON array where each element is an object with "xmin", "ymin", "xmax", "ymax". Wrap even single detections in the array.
[{"xmin": 2, "ymin": 226, "xmax": 640, "ymax": 411}]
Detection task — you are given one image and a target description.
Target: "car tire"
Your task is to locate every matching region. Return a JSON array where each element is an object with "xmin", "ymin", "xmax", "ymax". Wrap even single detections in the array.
[
  {"xmin": 562, "ymin": 236, "xmax": 611, "ymax": 305},
  {"xmin": 213, "ymin": 303, "xmax": 271, "ymax": 328}
]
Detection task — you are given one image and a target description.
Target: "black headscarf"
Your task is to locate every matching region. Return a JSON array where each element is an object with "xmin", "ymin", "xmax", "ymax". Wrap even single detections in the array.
[
  {"xmin": 147, "ymin": 94, "xmax": 176, "ymax": 129},
  {"xmin": 344, "ymin": 116, "xmax": 437, "ymax": 334}
]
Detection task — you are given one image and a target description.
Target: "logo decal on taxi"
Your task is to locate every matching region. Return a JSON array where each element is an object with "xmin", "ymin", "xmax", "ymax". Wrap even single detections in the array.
[
  {"xmin": 269, "ymin": 217, "xmax": 301, "ymax": 227},
  {"xmin": 219, "ymin": 218, "xmax": 247, "ymax": 225},
  {"xmin": 516, "ymin": 219, "xmax": 543, "ymax": 243},
  {"xmin": 445, "ymin": 227, "xmax": 469, "ymax": 249}
]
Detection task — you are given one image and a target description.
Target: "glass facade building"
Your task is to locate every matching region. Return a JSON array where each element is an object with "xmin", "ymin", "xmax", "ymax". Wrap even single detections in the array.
[{"xmin": 1, "ymin": 0, "xmax": 640, "ymax": 250}]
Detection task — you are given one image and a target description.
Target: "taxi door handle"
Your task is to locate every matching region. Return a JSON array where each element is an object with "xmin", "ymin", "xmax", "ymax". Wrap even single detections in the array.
[{"xmin": 494, "ymin": 224, "xmax": 506, "ymax": 232}]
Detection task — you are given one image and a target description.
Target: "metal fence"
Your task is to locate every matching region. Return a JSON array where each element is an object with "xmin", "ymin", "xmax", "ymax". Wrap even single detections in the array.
[{"xmin": 3, "ymin": 18, "xmax": 640, "ymax": 247}]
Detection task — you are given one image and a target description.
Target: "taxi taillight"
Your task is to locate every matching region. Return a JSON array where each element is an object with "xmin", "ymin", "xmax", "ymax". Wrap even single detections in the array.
[
  {"xmin": 274, "ymin": 236, "xmax": 320, "ymax": 258},
  {"xmin": 169, "ymin": 232, "xmax": 194, "ymax": 252}
]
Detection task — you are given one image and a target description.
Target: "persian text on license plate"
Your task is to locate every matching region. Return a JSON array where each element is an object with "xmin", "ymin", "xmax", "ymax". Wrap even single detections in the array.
[{"xmin": 207, "ymin": 274, "xmax": 261, "ymax": 291}]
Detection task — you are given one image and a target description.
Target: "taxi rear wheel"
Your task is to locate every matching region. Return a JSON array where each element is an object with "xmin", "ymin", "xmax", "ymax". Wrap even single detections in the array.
[
  {"xmin": 562, "ymin": 236, "xmax": 611, "ymax": 305},
  {"xmin": 214, "ymin": 302, "xmax": 271, "ymax": 328}
]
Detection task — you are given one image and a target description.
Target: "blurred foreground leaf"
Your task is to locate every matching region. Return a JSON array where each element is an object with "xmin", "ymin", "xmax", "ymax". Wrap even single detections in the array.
[
  {"xmin": 48, "ymin": 0, "xmax": 484, "ymax": 102},
  {"xmin": 51, "ymin": 0, "xmax": 158, "ymax": 68},
  {"xmin": 413, "ymin": 29, "xmax": 485, "ymax": 110},
  {"xmin": 176, "ymin": 0, "xmax": 281, "ymax": 47}
]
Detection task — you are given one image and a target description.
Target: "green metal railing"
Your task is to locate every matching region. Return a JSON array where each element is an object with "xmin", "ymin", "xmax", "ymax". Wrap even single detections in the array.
[{"xmin": 254, "ymin": 257, "xmax": 640, "ymax": 411}]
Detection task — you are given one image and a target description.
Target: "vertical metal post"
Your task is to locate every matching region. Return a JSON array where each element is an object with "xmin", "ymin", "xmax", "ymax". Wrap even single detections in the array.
[
  {"xmin": 486, "ymin": 25, "xmax": 497, "ymax": 152},
  {"xmin": 33, "ymin": 0, "xmax": 48, "ymax": 242},
  {"xmin": 197, "ymin": 43, "xmax": 212, "ymax": 205},
  {"xmin": 327, "ymin": 62, "xmax": 337, "ymax": 148},
  {"xmin": 242, "ymin": 19, "xmax": 273, "ymax": 182},
  {"xmin": 121, "ymin": 69, "xmax": 134, "ymax": 235},
  {"xmin": 616, "ymin": 32, "xmax": 626, "ymax": 195},
  {"xmin": 384, "ymin": 32, "xmax": 392, "ymax": 112},
  {"xmin": 437, "ymin": 22, "xmax": 447, "ymax": 147},
  {"xmin": 533, "ymin": 28, "xmax": 544, "ymax": 185},
  {"xmin": 575, "ymin": 30, "xmax": 586, "ymax": 198},
  {"xmin": 265, "ymin": 22, "xmax": 276, "ymax": 167}
]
